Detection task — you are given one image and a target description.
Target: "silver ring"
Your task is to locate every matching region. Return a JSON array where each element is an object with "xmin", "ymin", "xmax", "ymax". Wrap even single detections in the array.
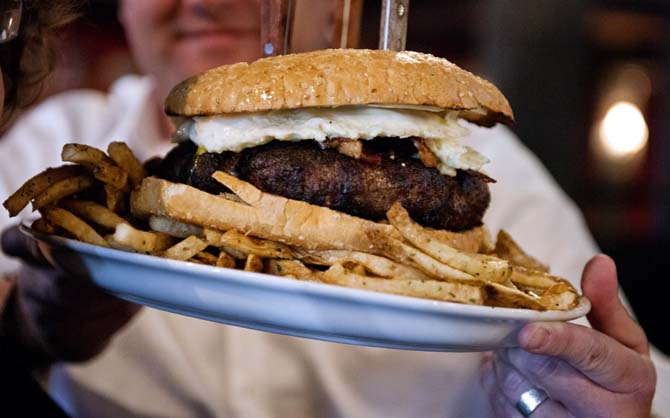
[{"xmin": 515, "ymin": 387, "xmax": 548, "ymax": 417}]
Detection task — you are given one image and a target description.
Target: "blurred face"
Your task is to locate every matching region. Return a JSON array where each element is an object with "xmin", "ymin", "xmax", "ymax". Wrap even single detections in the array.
[
  {"xmin": 119, "ymin": 0, "xmax": 262, "ymax": 101},
  {"xmin": 119, "ymin": 0, "xmax": 337, "ymax": 102}
]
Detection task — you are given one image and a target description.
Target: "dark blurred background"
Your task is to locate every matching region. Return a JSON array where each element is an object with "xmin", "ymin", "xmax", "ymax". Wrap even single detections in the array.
[{"xmin": 8, "ymin": 0, "xmax": 669, "ymax": 354}]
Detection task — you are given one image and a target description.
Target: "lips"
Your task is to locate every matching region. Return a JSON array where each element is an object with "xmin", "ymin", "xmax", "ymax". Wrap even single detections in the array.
[
  {"xmin": 174, "ymin": 27, "xmax": 258, "ymax": 54},
  {"xmin": 176, "ymin": 27, "xmax": 256, "ymax": 41}
]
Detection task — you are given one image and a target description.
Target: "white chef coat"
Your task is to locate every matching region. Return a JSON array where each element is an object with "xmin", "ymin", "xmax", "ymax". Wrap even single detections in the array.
[{"xmin": 1, "ymin": 75, "xmax": 668, "ymax": 418}]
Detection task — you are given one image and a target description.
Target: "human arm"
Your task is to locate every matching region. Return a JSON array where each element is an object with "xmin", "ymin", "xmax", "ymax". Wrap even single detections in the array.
[
  {"xmin": 470, "ymin": 124, "xmax": 668, "ymax": 417},
  {"xmin": 0, "ymin": 225, "xmax": 141, "ymax": 364},
  {"xmin": 481, "ymin": 255, "xmax": 656, "ymax": 417}
]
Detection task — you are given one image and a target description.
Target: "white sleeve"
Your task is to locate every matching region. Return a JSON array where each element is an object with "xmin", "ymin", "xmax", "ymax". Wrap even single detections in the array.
[
  {"xmin": 0, "ymin": 91, "xmax": 108, "ymax": 273},
  {"xmin": 472, "ymin": 125, "xmax": 670, "ymax": 417}
]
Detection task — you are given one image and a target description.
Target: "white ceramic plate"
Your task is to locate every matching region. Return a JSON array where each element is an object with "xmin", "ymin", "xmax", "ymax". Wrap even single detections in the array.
[{"xmin": 22, "ymin": 225, "xmax": 590, "ymax": 352}]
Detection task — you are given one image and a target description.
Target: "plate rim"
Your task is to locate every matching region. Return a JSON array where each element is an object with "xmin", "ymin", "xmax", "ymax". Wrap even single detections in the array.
[{"xmin": 20, "ymin": 223, "xmax": 591, "ymax": 323}]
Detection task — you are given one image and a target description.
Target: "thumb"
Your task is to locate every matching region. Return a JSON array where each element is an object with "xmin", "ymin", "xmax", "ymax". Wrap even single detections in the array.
[
  {"xmin": 582, "ymin": 254, "xmax": 648, "ymax": 354},
  {"xmin": 1, "ymin": 225, "xmax": 48, "ymax": 266}
]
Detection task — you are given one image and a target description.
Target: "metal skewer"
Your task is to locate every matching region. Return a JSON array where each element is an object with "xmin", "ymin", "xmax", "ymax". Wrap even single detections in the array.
[
  {"xmin": 261, "ymin": 0, "xmax": 295, "ymax": 57},
  {"xmin": 379, "ymin": 0, "xmax": 409, "ymax": 51},
  {"xmin": 332, "ymin": 0, "xmax": 364, "ymax": 49}
]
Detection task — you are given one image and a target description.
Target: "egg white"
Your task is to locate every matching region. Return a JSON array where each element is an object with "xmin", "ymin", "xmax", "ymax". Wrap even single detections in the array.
[{"xmin": 180, "ymin": 105, "xmax": 488, "ymax": 176}]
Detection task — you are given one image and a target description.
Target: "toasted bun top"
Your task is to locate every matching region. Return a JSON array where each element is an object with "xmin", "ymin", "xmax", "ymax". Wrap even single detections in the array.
[{"xmin": 165, "ymin": 49, "xmax": 513, "ymax": 126}]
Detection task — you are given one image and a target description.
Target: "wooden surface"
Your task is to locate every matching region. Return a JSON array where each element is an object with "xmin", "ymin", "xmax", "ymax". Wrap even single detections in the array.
[
  {"xmin": 261, "ymin": 0, "xmax": 295, "ymax": 56},
  {"xmin": 332, "ymin": 0, "xmax": 364, "ymax": 48},
  {"xmin": 379, "ymin": 0, "xmax": 409, "ymax": 51}
]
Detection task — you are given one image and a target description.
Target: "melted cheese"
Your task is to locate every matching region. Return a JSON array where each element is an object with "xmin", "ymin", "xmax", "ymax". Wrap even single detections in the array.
[{"xmin": 183, "ymin": 106, "xmax": 488, "ymax": 176}]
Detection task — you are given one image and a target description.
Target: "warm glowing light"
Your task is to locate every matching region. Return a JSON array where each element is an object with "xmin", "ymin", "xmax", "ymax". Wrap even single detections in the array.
[{"xmin": 598, "ymin": 101, "xmax": 648, "ymax": 157}]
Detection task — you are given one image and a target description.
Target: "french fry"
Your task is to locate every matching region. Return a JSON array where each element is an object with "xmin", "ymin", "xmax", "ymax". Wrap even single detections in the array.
[
  {"xmin": 149, "ymin": 215, "xmax": 203, "ymax": 238},
  {"xmin": 203, "ymin": 228, "xmax": 222, "ymax": 243},
  {"xmin": 509, "ymin": 267, "xmax": 579, "ymax": 311},
  {"xmin": 216, "ymin": 251, "xmax": 237, "ymax": 268},
  {"xmin": 152, "ymin": 232, "xmax": 177, "ymax": 252},
  {"xmin": 244, "ymin": 253, "xmax": 264, "ymax": 272},
  {"xmin": 32, "ymin": 175, "xmax": 95, "ymax": 211},
  {"xmin": 212, "ymin": 171, "xmax": 263, "ymax": 205},
  {"xmin": 367, "ymin": 229, "xmax": 476, "ymax": 282},
  {"xmin": 107, "ymin": 141, "xmax": 146, "ymax": 187},
  {"xmin": 509, "ymin": 266, "xmax": 561, "ymax": 290},
  {"xmin": 298, "ymin": 249, "xmax": 431, "ymax": 280},
  {"xmin": 386, "ymin": 203, "xmax": 511, "ymax": 283},
  {"xmin": 43, "ymin": 207, "xmax": 109, "ymax": 247},
  {"xmin": 265, "ymin": 259, "xmax": 319, "ymax": 281},
  {"xmin": 349, "ymin": 263, "xmax": 368, "ymax": 276},
  {"xmin": 104, "ymin": 184, "xmax": 126, "ymax": 213},
  {"xmin": 31, "ymin": 217, "xmax": 56, "ymax": 234},
  {"xmin": 483, "ymin": 282, "xmax": 546, "ymax": 311},
  {"xmin": 538, "ymin": 282, "xmax": 579, "ymax": 311},
  {"xmin": 110, "ymin": 223, "xmax": 175, "ymax": 253},
  {"xmin": 425, "ymin": 225, "xmax": 494, "ymax": 254},
  {"xmin": 203, "ymin": 229, "xmax": 248, "ymax": 260},
  {"xmin": 163, "ymin": 235, "xmax": 208, "ymax": 261},
  {"xmin": 206, "ymin": 229, "xmax": 294, "ymax": 259},
  {"xmin": 494, "ymin": 230, "xmax": 549, "ymax": 272},
  {"xmin": 3, "ymin": 165, "xmax": 87, "ymax": 216},
  {"xmin": 61, "ymin": 143, "xmax": 128, "ymax": 190},
  {"xmin": 192, "ymin": 251, "xmax": 218, "ymax": 265},
  {"xmin": 322, "ymin": 263, "xmax": 485, "ymax": 305},
  {"xmin": 220, "ymin": 192, "xmax": 245, "ymax": 204},
  {"xmin": 397, "ymin": 242, "xmax": 479, "ymax": 282},
  {"xmin": 220, "ymin": 246, "xmax": 248, "ymax": 260},
  {"xmin": 61, "ymin": 199, "xmax": 126, "ymax": 230}
]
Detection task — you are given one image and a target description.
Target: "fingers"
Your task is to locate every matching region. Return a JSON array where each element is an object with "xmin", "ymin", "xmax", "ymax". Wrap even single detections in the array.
[
  {"xmin": 581, "ymin": 254, "xmax": 648, "ymax": 354},
  {"xmin": 480, "ymin": 354, "xmax": 572, "ymax": 418},
  {"xmin": 503, "ymin": 348, "xmax": 611, "ymax": 412},
  {"xmin": 504, "ymin": 347, "xmax": 656, "ymax": 417},
  {"xmin": 1, "ymin": 225, "xmax": 48, "ymax": 266},
  {"xmin": 17, "ymin": 264, "xmax": 132, "ymax": 315},
  {"xmin": 13, "ymin": 265, "xmax": 142, "ymax": 362},
  {"xmin": 34, "ymin": 298, "xmax": 141, "ymax": 362},
  {"xmin": 518, "ymin": 322, "xmax": 654, "ymax": 393}
]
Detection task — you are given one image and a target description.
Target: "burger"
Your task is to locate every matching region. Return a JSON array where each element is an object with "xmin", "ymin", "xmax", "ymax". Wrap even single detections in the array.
[{"xmin": 134, "ymin": 49, "xmax": 513, "ymax": 253}]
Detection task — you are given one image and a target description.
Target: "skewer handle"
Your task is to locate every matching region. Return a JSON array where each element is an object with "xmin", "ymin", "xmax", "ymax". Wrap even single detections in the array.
[
  {"xmin": 332, "ymin": 0, "xmax": 364, "ymax": 48},
  {"xmin": 379, "ymin": 0, "xmax": 409, "ymax": 51},
  {"xmin": 261, "ymin": 0, "xmax": 295, "ymax": 56}
]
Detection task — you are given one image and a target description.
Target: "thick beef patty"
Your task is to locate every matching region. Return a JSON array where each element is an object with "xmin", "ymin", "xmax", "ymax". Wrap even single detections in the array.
[{"xmin": 157, "ymin": 139, "xmax": 492, "ymax": 231}]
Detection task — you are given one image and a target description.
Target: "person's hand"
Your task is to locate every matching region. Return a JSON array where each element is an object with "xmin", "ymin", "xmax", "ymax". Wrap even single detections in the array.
[
  {"xmin": 1, "ymin": 225, "xmax": 141, "ymax": 364},
  {"xmin": 480, "ymin": 255, "xmax": 656, "ymax": 417}
]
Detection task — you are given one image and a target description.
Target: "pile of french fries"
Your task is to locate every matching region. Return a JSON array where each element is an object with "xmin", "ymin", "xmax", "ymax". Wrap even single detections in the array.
[{"xmin": 3, "ymin": 142, "xmax": 580, "ymax": 311}]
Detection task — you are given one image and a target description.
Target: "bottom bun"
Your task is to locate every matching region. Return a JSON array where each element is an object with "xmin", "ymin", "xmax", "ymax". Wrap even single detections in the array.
[{"xmin": 130, "ymin": 175, "xmax": 489, "ymax": 254}]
